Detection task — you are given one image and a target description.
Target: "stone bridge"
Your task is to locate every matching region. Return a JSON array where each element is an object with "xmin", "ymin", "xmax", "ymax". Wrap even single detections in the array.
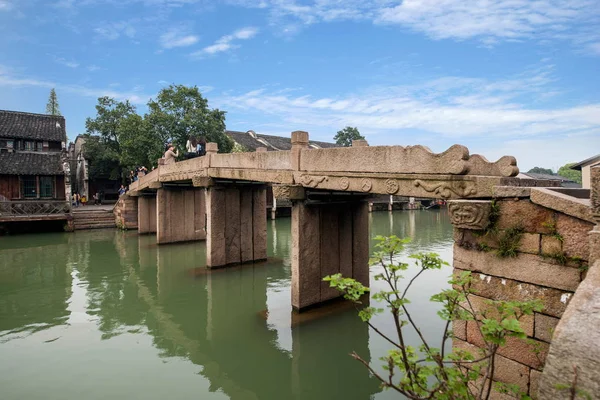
[
  {"xmin": 123, "ymin": 131, "xmax": 536, "ymax": 311},
  {"xmin": 117, "ymin": 131, "xmax": 600, "ymax": 398}
]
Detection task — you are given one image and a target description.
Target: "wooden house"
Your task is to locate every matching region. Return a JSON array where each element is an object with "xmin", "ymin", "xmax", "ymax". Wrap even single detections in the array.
[{"xmin": 0, "ymin": 110, "xmax": 69, "ymax": 222}]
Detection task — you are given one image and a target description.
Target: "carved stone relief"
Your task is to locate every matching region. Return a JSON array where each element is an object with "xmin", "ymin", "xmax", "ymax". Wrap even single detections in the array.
[
  {"xmin": 385, "ymin": 179, "xmax": 399, "ymax": 194},
  {"xmin": 447, "ymin": 200, "xmax": 492, "ymax": 230},
  {"xmin": 414, "ymin": 180, "xmax": 477, "ymax": 199},
  {"xmin": 298, "ymin": 174, "xmax": 328, "ymax": 188},
  {"xmin": 339, "ymin": 177, "xmax": 350, "ymax": 190},
  {"xmin": 360, "ymin": 179, "xmax": 372, "ymax": 192}
]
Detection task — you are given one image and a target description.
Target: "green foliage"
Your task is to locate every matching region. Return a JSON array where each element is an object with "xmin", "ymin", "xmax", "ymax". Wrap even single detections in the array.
[
  {"xmin": 324, "ymin": 235, "xmax": 543, "ymax": 399},
  {"xmin": 333, "ymin": 126, "xmax": 365, "ymax": 147},
  {"xmin": 557, "ymin": 163, "xmax": 582, "ymax": 184},
  {"xmin": 46, "ymin": 88, "xmax": 61, "ymax": 116},
  {"xmin": 496, "ymin": 226, "xmax": 524, "ymax": 258},
  {"xmin": 146, "ymin": 84, "xmax": 232, "ymax": 153},
  {"xmin": 527, "ymin": 167, "xmax": 554, "ymax": 175}
]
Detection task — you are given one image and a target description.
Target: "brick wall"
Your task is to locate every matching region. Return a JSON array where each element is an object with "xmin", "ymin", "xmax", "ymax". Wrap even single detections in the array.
[
  {"xmin": 451, "ymin": 198, "xmax": 593, "ymax": 399},
  {"xmin": 113, "ymin": 194, "xmax": 138, "ymax": 230}
]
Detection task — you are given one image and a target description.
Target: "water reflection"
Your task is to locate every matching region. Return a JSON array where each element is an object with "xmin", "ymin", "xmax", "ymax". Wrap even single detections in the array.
[{"xmin": 0, "ymin": 209, "xmax": 453, "ymax": 400}]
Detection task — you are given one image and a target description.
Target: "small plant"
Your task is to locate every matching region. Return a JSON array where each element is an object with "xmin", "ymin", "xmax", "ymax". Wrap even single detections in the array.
[
  {"xmin": 542, "ymin": 219, "xmax": 564, "ymax": 242},
  {"xmin": 324, "ymin": 235, "xmax": 543, "ymax": 400},
  {"xmin": 115, "ymin": 219, "xmax": 127, "ymax": 231},
  {"xmin": 476, "ymin": 243, "xmax": 491, "ymax": 252},
  {"xmin": 496, "ymin": 226, "xmax": 524, "ymax": 258}
]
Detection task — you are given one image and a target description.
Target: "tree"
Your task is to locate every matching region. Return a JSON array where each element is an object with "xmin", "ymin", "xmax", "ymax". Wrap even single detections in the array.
[
  {"xmin": 557, "ymin": 163, "xmax": 582, "ymax": 184},
  {"xmin": 146, "ymin": 84, "xmax": 232, "ymax": 154},
  {"xmin": 119, "ymin": 113, "xmax": 163, "ymax": 171},
  {"xmin": 527, "ymin": 167, "xmax": 554, "ymax": 175},
  {"xmin": 84, "ymin": 97, "xmax": 137, "ymax": 181},
  {"xmin": 325, "ymin": 235, "xmax": 543, "ymax": 399},
  {"xmin": 334, "ymin": 126, "xmax": 365, "ymax": 147},
  {"xmin": 46, "ymin": 88, "xmax": 61, "ymax": 116}
]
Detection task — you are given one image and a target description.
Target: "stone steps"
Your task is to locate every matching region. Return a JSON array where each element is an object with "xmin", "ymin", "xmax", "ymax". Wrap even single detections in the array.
[{"xmin": 72, "ymin": 211, "xmax": 116, "ymax": 230}]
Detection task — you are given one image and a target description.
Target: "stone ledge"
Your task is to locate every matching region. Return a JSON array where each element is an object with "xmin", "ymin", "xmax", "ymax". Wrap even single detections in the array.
[
  {"xmin": 530, "ymin": 188, "xmax": 594, "ymax": 224},
  {"xmin": 453, "ymin": 268, "xmax": 573, "ymax": 319},
  {"xmin": 492, "ymin": 186, "xmax": 532, "ymax": 198},
  {"xmin": 454, "ymin": 245, "xmax": 581, "ymax": 292}
]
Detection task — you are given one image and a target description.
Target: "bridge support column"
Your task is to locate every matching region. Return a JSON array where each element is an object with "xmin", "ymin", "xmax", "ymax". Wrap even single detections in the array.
[
  {"xmin": 156, "ymin": 187, "xmax": 206, "ymax": 244},
  {"xmin": 291, "ymin": 199, "xmax": 369, "ymax": 311},
  {"xmin": 138, "ymin": 196, "xmax": 156, "ymax": 234},
  {"xmin": 206, "ymin": 184, "xmax": 267, "ymax": 268}
]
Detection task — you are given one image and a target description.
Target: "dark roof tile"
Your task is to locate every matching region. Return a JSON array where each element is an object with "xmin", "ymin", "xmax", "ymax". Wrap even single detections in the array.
[
  {"xmin": 0, "ymin": 152, "xmax": 64, "ymax": 175},
  {"xmin": 226, "ymin": 130, "xmax": 338, "ymax": 152},
  {"xmin": 0, "ymin": 110, "xmax": 67, "ymax": 142}
]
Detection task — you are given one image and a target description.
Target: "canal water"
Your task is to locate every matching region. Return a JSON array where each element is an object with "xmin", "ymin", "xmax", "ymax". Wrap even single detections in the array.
[{"xmin": 0, "ymin": 210, "xmax": 453, "ymax": 400}]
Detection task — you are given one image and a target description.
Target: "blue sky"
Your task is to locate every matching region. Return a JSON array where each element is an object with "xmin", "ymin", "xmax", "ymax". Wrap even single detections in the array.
[{"xmin": 1, "ymin": 0, "xmax": 599, "ymax": 171}]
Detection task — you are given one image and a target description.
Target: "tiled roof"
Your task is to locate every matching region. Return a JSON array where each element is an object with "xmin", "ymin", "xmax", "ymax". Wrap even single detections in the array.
[
  {"xmin": 0, "ymin": 110, "xmax": 67, "ymax": 142},
  {"xmin": 0, "ymin": 152, "xmax": 64, "ymax": 175},
  {"xmin": 226, "ymin": 130, "xmax": 338, "ymax": 151},
  {"xmin": 570, "ymin": 154, "xmax": 600, "ymax": 170}
]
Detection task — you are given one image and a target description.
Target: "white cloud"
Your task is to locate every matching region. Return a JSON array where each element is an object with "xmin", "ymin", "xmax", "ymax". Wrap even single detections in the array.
[
  {"xmin": 190, "ymin": 26, "xmax": 258, "ymax": 58},
  {"xmin": 216, "ymin": 65, "xmax": 600, "ymax": 143},
  {"xmin": 0, "ymin": 66, "xmax": 152, "ymax": 105},
  {"xmin": 0, "ymin": 0, "xmax": 13, "ymax": 11},
  {"xmin": 52, "ymin": 55, "xmax": 79, "ymax": 68},
  {"xmin": 94, "ymin": 20, "xmax": 138, "ymax": 40},
  {"xmin": 159, "ymin": 29, "xmax": 199, "ymax": 49},
  {"xmin": 87, "ymin": 65, "xmax": 101, "ymax": 72}
]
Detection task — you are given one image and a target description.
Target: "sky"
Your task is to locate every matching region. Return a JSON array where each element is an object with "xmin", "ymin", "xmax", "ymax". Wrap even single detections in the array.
[{"xmin": 0, "ymin": 0, "xmax": 599, "ymax": 172}]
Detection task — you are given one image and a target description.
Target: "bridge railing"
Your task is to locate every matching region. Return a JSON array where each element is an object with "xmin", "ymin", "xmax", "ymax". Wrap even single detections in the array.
[{"xmin": 0, "ymin": 200, "xmax": 71, "ymax": 217}]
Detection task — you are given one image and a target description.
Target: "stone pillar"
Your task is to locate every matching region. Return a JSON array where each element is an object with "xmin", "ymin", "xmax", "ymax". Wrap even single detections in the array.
[
  {"xmin": 156, "ymin": 187, "xmax": 206, "ymax": 244},
  {"xmin": 291, "ymin": 199, "xmax": 369, "ymax": 311},
  {"xmin": 388, "ymin": 195, "xmax": 393, "ymax": 211},
  {"xmin": 291, "ymin": 131, "xmax": 309, "ymax": 171},
  {"xmin": 138, "ymin": 196, "xmax": 157, "ymax": 234},
  {"xmin": 352, "ymin": 139, "xmax": 369, "ymax": 147},
  {"xmin": 206, "ymin": 184, "xmax": 267, "ymax": 268}
]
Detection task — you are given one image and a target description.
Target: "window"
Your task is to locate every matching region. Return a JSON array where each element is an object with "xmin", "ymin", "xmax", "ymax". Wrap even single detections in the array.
[
  {"xmin": 21, "ymin": 176, "xmax": 37, "ymax": 198},
  {"xmin": 36, "ymin": 142, "xmax": 43, "ymax": 151},
  {"xmin": 40, "ymin": 176, "xmax": 54, "ymax": 198},
  {"xmin": 24, "ymin": 141, "xmax": 35, "ymax": 151}
]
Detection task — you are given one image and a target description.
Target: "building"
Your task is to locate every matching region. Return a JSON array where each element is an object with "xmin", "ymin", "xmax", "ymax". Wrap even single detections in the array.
[
  {"xmin": 0, "ymin": 110, "xmax": 70, "ymax": 224},
  {"xmin": 517, "ymin": 172, "xmax": 581, "ymax": 188},
  {"xmin": 68, "ymin": 134, "xmax": 121, "ymax": 202},
  {"xmin": 226, "ymin": 130, "xmax": 338, "ymax": 151},
  {"xmin": 570, "ymin": 154, "xmax": 600, "ymax": 189}
]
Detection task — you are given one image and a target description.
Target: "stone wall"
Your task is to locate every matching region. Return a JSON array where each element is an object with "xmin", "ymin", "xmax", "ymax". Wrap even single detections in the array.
[
  {"xmin": 113, "ymin": 194, "xmax": 138, "ymax": 230},
  {"xmin": 451, "ymin": 195, "xmax": 594, "ymax": 399}
]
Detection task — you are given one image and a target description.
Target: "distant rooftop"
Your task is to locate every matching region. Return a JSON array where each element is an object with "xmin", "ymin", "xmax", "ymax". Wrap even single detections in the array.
[
  {"xmin": 0, "ymin": 110, "xmax": 66, "ymax": 142},
  {"xmin": 570, "ymin": 154, "xmax": 600, "ymax": 171},
  {"xmin": 226, "ymin": 130, "xmax": 338, "ymax": 152},
  {"xmin": 518, "ymin": 172, "xmax": 581, "ymax": 188}
]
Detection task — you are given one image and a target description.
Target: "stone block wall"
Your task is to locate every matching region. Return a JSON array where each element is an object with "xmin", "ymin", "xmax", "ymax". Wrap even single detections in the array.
[
  {"xmin": 451, "ymin": 197, "xmax": 593, "ymax": 399},
  {"xmin": 113, "ymin": 194, "xmax": 138, "ymax": 230}
]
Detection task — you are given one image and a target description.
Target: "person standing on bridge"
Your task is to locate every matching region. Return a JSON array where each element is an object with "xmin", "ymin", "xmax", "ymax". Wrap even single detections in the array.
[
  {"xmin": 185, "ymin": 136, "xmax": 198, "ymax": 159},
  {"xmin": 164, "ymin": 144, "xmax": 179, "ymax": 165}
]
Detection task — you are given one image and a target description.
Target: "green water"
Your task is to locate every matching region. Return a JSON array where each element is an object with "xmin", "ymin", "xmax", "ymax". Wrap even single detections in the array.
[{"xmin": 0, "ymin": 210, "xmax": 453, "ymax": 400}]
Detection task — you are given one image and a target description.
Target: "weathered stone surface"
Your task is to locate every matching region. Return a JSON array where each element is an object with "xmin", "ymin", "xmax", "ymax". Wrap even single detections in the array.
[
  {"xmin": 453, "ymin": 320, "xmax": 467, "ymax": 340},
  {"xmin": 291, "ymin": 202, "xmax": 321, "ymax": 310},
  {"xmin": 192, "ymin": 176, "xmax": 214, "ymax": 187},
  {"xmin": 454, "ymin": 245, "xmax": 581, "ymax": 291},
  {"xmin": 448, "ymin": 200, "xmax": 492, "ymax": 230},
  {"xmin": 496, "ymin": 199, "xmax": 554, "ymax": 234},
  {"xmin": 138, "ymin": 196, "xmax": 156, "ymax": 234},
  {"xmin": 272, "ymin": 185, "xmax": 305, "ymax": 200},
  {"xmin": 252, "ymin": 186, "xmax": 267, "ymax": 261},
  {"xmin": 299, "ymin": 144, "xmax": 470, "ymax": 175},
  {"xmin": 467, "ymin": 154, "xmax": 519, "ymax": 177},
  {"xmin": 320, "ymin": 204, "xmax": 340, "ymax": 301},
  {"xmin": 206, "ymin": 142, "xmax": 218, "ymax": 154},
  {"xmin": 206, "ymin": 187, "xmax": 226, "ymax": 267},
  {"xmin": 454, "ymin": 338, "xmax": 530, "ymax": 392},
  {"xmin": 540, "ymin": 235, "xmax": 562, "ymax": 255},
  {"xmin": 492, "ymin": 186, "xmax": 531, "ymax": 198},
  {"xmin": 462, "ymin": 294, "xmax": 534, "ymax": 337},
  {"xmin": 351, "ymin": 139, "xmax": 368, "ymax": 147},
  {"xmin": 591, "ymin": 165, "xmax": 600, "ymax": 217},
  {"xmin": 352, "ymin": 201, "xmax": 370, "ymax": 287},
  {"xmin": 534, "ymin": 313, "xmax": 559, "ymax": 343},
  {"xmin": 454, "ymin": 268, "xmax": 573, "ymax": 318},
  {"xmin": 590, "ymin": 227, "xmax": 600, "ymax": 264},
  {"xmin": 519, "ymin": 233, "xmax": 540, "ymax": 254},
  {"xmin": 239, "ymin": 189, "xmax": 254, "ymax": 263},
  {"xmin": 209, "ymin": 168, "xmax": 295, "ymax": 185},
  {"xmin": 193, "ymin": 188, "xmax": 206, "ymax": 240},
  {"xmin": 530, "ymin": 188, "xmax": 594, "ymax": 224},
  {"xmin": 467, "ymin": 321, "xmax": 549, "ymax": 369},
  {"xmin": 556, "ymin": 213, "xmax": 594, "ymax": 261},
  {"xmin": 529, "ymin": 369, "xmax": 542, "ymax": 400},
  {"xmin": 224, "ymin": 188, "xmax": 241, "ymax": 265},
  {"xmin": 210, "ymin": 150, "xmax": 291, "ymax": 170},
  {"xmin": 539, "ymin": 261, "xmax": 600, "ymax": 399}
]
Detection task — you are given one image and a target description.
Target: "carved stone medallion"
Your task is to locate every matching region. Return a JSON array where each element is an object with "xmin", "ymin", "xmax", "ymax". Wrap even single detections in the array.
[
  {"xmin": 385, "ymin": 179, "xmax": 399, "ymax": 194},
  {"xmin": 361, "ymin": 178, "xmax": 372, "ymax": 192},
  {"xmin": 339, "ymin": 177, "xmax": 350, "ymax": 190},
  {"xmin": 447, "ymin": 200, "xmax": 492, "ymax": 230}
]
